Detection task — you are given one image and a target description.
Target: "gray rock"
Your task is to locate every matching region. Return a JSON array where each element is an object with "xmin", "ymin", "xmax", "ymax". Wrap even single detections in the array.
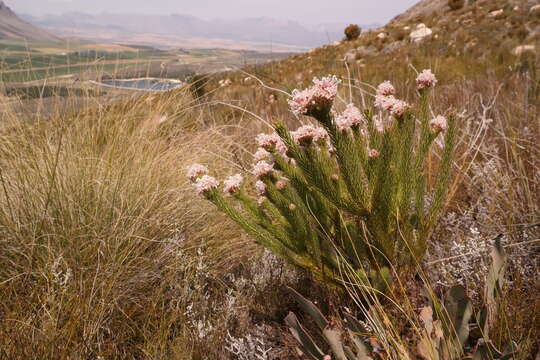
[
  {"xmin": 356, "ymin": 45, "xmax": 378, "ymax": 57},
  {"xmin": 344, "ymin": 50, "xmax": 358, "ymax": 64},
  {"xmin": 512, "ymin": 45, "xmax": 536, "ymax": 56},
  {"xmin": 382, "ymin": 41, "xmax": 405, "ymax": 54}
]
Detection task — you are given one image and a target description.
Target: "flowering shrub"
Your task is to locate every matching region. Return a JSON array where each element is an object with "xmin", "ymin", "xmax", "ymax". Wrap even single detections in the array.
[{"xmin": 189, "ymin": 70, "xmax": 456, "ymax": 286}]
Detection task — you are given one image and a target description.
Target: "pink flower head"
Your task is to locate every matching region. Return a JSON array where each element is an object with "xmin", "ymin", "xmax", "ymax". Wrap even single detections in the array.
[
  {"xmin": 374, "ymin": 94, "xmax": 396, "ymax": 111},
  {"xmin": 253, "ymin": 147, "xmax": 273, "ymax": 163},
  {"xmin": 335, "ymin": 104, "xmax": 365, "ymax": 131},
  {"xmin": 368, "ymin": 149, "xmax": 380, "ymax": 158},
  {"xmin": 291, "ymin": 125, "xmax": 328, "ymax": 146},
  {"xmin": 429, "ymin": 115, "xmax": 448, "ymax": 133},
  {"xmin": 313, "ymin": 127, "xmax": 329, "ymax": 143},
  {"xmin": 416, "ymin": 69, "xmax": 438, "ymax": 90},
  {"xmin": 255, "ymin": 133, "xmax": 288, "ymax": 157},
  {"xmin": 375, "ymin": 95, "xmax": 408, "ymax": 117},
  {"xmin": 255, "ymin": 180, "xmax": 267, "ymax": 196},
  {"xmin": 253, "ymin": 161, "xmax": 274, "ymax": 177},
  {"xmin": 323, "ymin": 356, "xmax": 332, "ymax": 360},
  {"xmin": 187, "ymin": 163, "xmax": 208, "ymax": 181},
  {"xmin": 276, "ymin": 179, "xmax": 289, "ymax": 190},
  {"xmin": 288, "ymin": 75, "xmax": 340, "ymax": 116},
  {"xmin": 390, "ymin": 99, "xmax": 409, "ymax": 118},
  {"xmin": 223, "ymin": 174, "xmax": 243, "ymax": 195},
  {"xmin": 312, "ymin": 76, "xmax": 341, "ymax": 99},
  {"xmin": 376, "ymin": 81, "xmax": 396, "ymax": 97},
  {"xmin": 194, "ymin": 175, "xmax": 219, "ymax": 195}
]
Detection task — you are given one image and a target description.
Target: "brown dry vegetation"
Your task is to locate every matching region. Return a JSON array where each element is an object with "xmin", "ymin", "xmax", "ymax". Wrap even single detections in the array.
[{"xmin": 0, "ymin": 0, "xmax": 539, "ymax": 358}]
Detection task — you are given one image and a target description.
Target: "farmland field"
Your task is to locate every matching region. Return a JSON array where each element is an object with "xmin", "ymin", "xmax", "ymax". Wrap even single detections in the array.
[{"xmin": 0, "ymin": 39, "xmax": 291, "ymax": 83}]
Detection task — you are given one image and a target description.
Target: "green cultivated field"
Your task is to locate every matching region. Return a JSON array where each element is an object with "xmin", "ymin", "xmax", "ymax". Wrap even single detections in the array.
[{"xmin": 0, "ymin": 40, "xmax": 291, "ymax": 84}]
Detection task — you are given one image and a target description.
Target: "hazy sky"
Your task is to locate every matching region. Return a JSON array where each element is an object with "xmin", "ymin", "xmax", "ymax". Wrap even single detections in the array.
[{"xmin": 10, "ymin": 0, "xmax": 418, "ymax": 24}]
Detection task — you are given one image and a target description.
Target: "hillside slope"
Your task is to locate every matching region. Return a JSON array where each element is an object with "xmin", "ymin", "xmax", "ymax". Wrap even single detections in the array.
[
  {"xmin": 0, "ymin": 1, "xmax": 60, "ymax": 42},
  {"xmin": 391, "ymin": 0, "xmax": 449, "ymax": 23},
  {"xmin": 212, "ymin": 0, "xmax": 538, "ymax": 95}
]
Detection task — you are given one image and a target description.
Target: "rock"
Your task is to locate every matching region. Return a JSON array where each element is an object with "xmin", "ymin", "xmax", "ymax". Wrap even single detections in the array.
[
  {"xmin": 488, "ymin": 9, "xmax": 504, "ymax": 18},
  {"xmin": 377, "ymin": 32, "xmax": 387, "ymax": 40},
  {"xmin": 344, "ymin": 50, "xmax": 358, "ymax": 64},
  {"xmin": 464, "ymin": 39, "xmax": 478, "ymax": 53},
  {"xmin": 512, "ymin": 45, "xmax": 536, "ymax": 56},
  {"xmin": 530, "ymin": 4, "xmax": 540, "ymax": 13},
  {"xmin": 356, "ymin": 45, "xmax": 378, "ymax": 57},
  {"xmin": 410, "ymin": 23, "xmax": 433, "ymax": 42},
  {"xmin": 382, "ymin": 41, "xmax": 405, "ymax": 54},
  {"xmin": 218, "ymin": 79, "xmax": 232, "ymax": 87},
  {"xmin": 526, "ymin": 25, "xmax": 540, "ymax": 41}
]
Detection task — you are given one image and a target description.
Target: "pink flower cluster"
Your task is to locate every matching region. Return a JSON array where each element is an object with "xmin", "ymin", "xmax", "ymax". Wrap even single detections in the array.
[
  {"xmin": 416, "ymin": 69, "xmax": 438, "ymax": 90},
  {"xmin": 291, "ymin": 125, "xmax": 328, "ymax": 146},
  {"xmin": 256, "ymin": 132, "xmax": 288, "ymax": 157},
  {"xmin": 276, "ymin": 179, "xmax": 288, "ymax": 190},
  {"xmin": 187, "ymin": 163, "xmax": 208, "ymax": 181},
  {"xmin": 368, "ymin": 149, "xmax": 380, "ymax": 158},
  {"xmin": 374, "ymin": 80, "xmax": 409, "ymax": 118},
  {"xmin": 253, "ymin": 147, "xmax": 273, "ymax": 163},
  {"xmin": 253, "ymin": 161, "xmax": 274, "ymax": 177},
  {"xmin": 374, "ymin": 94, "xmax": 394, "ymax": 111},
  {"xmin": 374, "ymin": 92, "xmax": 409, "ymax": 118},
  {"xmin": 223, "ymin": 174, "xmax": 243, "ymax": 194},
  {"xmin": 429, "ymin": 115, "xmax": 448, "ymax": 133},
  {"xmin": 376, "ymin": 81, "xmax": 396, "ymax": 97},
  {"xmin": 255, "ymin": 180, "xmax": 267, "ymax": 196},
  {"xmin": 335, "ymin": 104, "xmax": 365, "ymax": 132},
  {"xmin": 389, "ymin": 99, "xmax": 409, "ymax": 117},
  {"xmin": 288, "ymin": 76, "xmax": 341, "ymax": 116},
  {"xmin": 194, "ymin": 175, "xmax": 219, "ymax": 195}
]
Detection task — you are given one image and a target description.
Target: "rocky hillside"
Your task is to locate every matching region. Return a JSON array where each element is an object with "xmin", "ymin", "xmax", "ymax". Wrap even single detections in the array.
[
  {"xmin": 211, "ymin": 0, "xmax": 538, "ymax": 95},
  {"xmin": 391, "ymin": 0, "xmax": 449, "ymax": 23},
  {"xmin": 0, "ymin": 1, "xmax": 60, "ymax": 42}
]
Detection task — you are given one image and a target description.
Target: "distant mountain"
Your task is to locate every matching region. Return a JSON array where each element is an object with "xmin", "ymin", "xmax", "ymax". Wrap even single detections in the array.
[
  {"xmin": 0, "ymin": 1, "xmax": 60, "ymax": 42},
  {"xmin": 23, "ymin": 12, "xmax": 379, "ymax": 48}
]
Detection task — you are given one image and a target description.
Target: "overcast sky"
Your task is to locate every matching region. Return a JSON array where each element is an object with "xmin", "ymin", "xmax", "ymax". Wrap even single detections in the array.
[{"xmin": 9, "ymin": 0, "xmax": 418, "ymax": 24}]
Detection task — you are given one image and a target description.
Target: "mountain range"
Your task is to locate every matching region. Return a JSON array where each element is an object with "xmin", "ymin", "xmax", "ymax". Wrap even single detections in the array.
[
  {"xmin": 0, "ymin": 1, "xmax": 59, "ymax": 42},
  {"xmin": 21, "ymin": 12, "xmax": 379, "ymax": 49}
]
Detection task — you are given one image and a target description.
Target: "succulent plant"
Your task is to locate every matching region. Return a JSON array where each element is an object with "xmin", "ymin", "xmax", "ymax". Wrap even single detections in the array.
[
  {"xmin": 285, "ymin": 242, "xmax": 519, "ymax": 360},
  {"xmin": 418, "ymin": 240, "xmax": 518, "ymax": 360},
  {"xmin": 285, "ymin": 287, "xmax": 374, "ymax": 360}
]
